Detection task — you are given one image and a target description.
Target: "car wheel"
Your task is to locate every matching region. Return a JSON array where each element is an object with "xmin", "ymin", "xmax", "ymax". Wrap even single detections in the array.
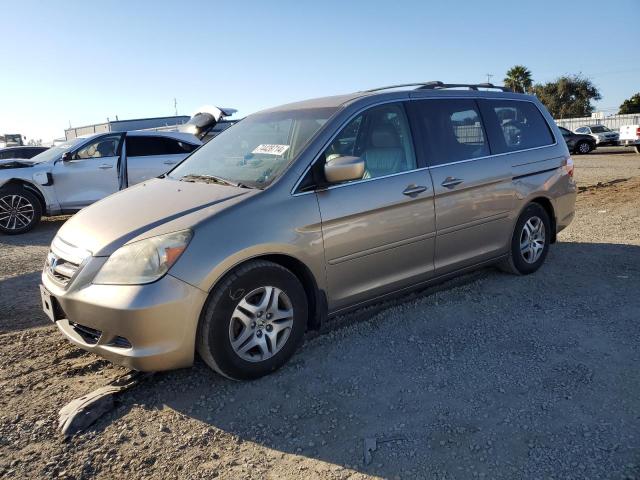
[
  {"xmin": 0, "ymin": 186, "xmax": 42, "ymax": 235},
  {"xmin": 576, "ymin": 141, "xmax": 592, "ymax": 154},
  {"xmin": 196, "ymin": 260, "xmax": 308, "ymax": 380},
  {"xmin": 635, "ymin": 145, "xmax": 640, "ymax": 154},
  {"xmin": 499, "ymin": 203, "xmax": 551, "ymax": 275}
]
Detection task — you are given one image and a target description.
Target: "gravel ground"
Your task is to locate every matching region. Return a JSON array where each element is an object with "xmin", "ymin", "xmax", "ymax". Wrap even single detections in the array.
[{"xmin": 1, "ymin": 150, "xmax": 639, "ymax": 479}]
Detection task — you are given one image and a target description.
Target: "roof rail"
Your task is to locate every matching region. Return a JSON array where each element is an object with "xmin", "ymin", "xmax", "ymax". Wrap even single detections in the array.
[
  {"xmin": 363, "ymin": 81, "xmax": 512, "ymax": 93},
  {"xmin": 416, "ymin": 81, "xmax": 512, "ymax": 92}
]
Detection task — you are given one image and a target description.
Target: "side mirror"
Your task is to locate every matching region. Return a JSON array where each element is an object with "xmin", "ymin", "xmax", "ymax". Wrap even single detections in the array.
[
  {"xmin": 324, "ymin": 155, "xmax": 365, "ymax": 184},
  {"xmin": 61, "ymin": 152, "xmax": 73, "ymax": 162}
]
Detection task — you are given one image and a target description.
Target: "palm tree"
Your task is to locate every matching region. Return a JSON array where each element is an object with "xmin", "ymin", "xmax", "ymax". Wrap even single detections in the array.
[{"xmin": 504, "ymin": 65, "xmax": 533, "ymax": 93}]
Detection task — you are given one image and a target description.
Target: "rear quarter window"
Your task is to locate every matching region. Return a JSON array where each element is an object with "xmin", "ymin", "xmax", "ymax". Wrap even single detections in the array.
[{"xmin": 480, "ymin": 100, "xmax": 555, "ymax": 154}]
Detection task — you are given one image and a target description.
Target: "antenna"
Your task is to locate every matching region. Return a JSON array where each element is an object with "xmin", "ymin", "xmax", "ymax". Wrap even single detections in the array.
[{"xmin": 486, "ymin": 73, "xmax": 494, "ymax": 84}]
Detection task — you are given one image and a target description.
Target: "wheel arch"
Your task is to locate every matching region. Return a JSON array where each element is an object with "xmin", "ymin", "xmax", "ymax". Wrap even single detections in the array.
[
  {"xmin": 527, "ymin": 196, "xmax": 557, "ymax": 243},
  {"xmin": 206, "ymin": 253, "xmax": 327, "ymax": 332},
  {"xmin": 1, "ymin": 178, "xmax": 47, "ymax": 214}
]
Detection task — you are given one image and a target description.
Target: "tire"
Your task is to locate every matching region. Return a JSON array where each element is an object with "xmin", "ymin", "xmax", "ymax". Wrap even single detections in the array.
[
  {"xmin": 196, "ymin": 260, "xmax": 308, "ymax": 380},
  {"xmin": 499, "ymin": 203, "xmax": 551, "ymax": 275},
  {"xmin": 635, "ymin": 145, "xmax": 640, "ymax": 154},
  {"xmin": 575, "ymin": 141, "xmax": 592, "ymax": 154},
  {"xmin": 0, "ymin": 185, "xmax": 43, "ymax": 235}
]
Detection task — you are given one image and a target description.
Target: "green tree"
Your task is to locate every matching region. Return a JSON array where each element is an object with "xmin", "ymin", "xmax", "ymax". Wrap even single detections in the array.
[
  {"xmin": 532, "ymin": 75, "xmax": 601, "ymax": 118},
  {"xmin": 504, "ymin": 65, "xmax": 533, "ymax": 93},
  {"xmin": 619, "ymin": 93, "xmax": 640, "ymax": 114}
]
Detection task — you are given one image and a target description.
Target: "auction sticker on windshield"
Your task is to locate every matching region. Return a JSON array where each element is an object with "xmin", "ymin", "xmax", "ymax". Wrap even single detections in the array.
[{"xmin": 252, "ymin": 144, "xmax": 290, "ymax": 156}]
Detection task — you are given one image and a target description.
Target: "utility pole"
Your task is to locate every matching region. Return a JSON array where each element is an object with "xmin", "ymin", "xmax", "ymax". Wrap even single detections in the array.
[
  {"xmin": 486, "ymin": 73, "xmax": 494, "ymax": 84},
  {"xmin": 174, "ymin": 98, "xmax": 178, "ymax": 116}
]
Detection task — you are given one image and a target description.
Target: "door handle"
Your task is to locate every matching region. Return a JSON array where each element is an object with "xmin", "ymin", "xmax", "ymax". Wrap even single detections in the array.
[
  {"xmin": 441, "ymin": 176, "xmax": 463, "ymax": 188},
  {"xmin": 98, "ymin": 164, "xmax": 113, "ymax": 170},
  {"xmin": 163, "ymin": 161, "xmax": 177, "ymax": 165},
  {"xmin": 402, "ymin": 184, "xmax": 428, "ymax": 196}
]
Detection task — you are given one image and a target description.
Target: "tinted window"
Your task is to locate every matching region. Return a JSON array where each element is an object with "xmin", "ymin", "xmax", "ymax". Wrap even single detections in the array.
[
  {"xmin": 558, "ymin": 127, "xmax": 571, "ymax": 136},
  {"xmin": 322, "ymin": 102, "xmax": 416, "ymax": 181},
  {"xmin": 484, "ymin": 100, "xmax": 554, "ymax": 153},
  {"xmin": 126, "ymin": 136, "xmax": 197, "ymax": 157},
  {"xmin": 411, "ymin": 99, "xmax": 489, "ymax": 166}
]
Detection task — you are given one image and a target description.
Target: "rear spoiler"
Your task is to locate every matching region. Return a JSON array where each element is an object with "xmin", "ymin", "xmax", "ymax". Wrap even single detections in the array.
[{"xmin": 179, "ymin": 105, "xmax": 238, "ymax": 139}]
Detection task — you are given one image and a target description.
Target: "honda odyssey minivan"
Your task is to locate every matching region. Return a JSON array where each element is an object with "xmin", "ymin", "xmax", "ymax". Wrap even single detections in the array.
[{"xmin": 40, "ymin": 82, "xmax": 576, "ymax": 380}]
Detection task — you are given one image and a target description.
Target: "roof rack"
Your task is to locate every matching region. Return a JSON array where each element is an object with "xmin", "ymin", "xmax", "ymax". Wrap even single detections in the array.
[{"xmin": 364, "ymin": 81, "xmax": 512, "ymax": 93}]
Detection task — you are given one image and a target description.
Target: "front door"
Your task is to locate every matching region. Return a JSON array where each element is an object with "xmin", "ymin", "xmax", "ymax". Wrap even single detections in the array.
[
  {"xmin": 315, "ymin": 102, "xmax": 436, "ymax": 310},
  {"xmin": 53, "ymin": 134, "xmax": 123, "ymax": 210}
]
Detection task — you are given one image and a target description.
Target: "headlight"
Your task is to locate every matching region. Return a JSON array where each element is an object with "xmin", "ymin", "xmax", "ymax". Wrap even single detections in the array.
[{"xmin": 93, "ymin": 230, "xmax": 192, "ymax": 285}]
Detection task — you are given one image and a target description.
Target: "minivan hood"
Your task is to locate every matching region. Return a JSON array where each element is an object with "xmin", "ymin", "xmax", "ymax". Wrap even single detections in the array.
[{"xmin": 56, "ymin": 178, "xmax": 252, "ymax": 256}]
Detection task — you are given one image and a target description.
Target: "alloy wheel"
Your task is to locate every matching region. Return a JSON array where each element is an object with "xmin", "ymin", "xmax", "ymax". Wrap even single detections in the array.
[
  {"xmin": 0, "ymin": 194, "xmax": 35, "ymax": 231},
  {"xmin": 519, "ymin": 216, "xmax": 545, "ymax": 264},
  {"xmin": 229, "ymin": 286, "xmax": 294, "ymax": 362},
  {"xmin": 579, "ymin": 142, "xmax": 590, "ymax": 154}
]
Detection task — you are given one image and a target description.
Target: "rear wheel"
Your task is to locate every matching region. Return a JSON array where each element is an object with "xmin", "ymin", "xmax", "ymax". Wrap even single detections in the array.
[
  {"xmin": 575, "ymin": 141, "xmax": 592, "ymax": 154},
  {"xmin": 499, "ymin": 203, "xmax": 551, "ymax": 275},
  {"xmin": 0, "ymin": 186, "xmax": 42, "ymax": 235},
  {"xmin": 196, "ymin": 260, "xmax": 307, "ymax": 380},
  {"xmin": 635, "ymin": 145, "xmax": 640, "ymax": 154}
]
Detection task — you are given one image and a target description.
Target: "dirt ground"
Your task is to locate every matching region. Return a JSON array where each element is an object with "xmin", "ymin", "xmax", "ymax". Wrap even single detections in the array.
[{"xmin": 1, "ymin": 149, "xmax": 639, "ymax": 479}]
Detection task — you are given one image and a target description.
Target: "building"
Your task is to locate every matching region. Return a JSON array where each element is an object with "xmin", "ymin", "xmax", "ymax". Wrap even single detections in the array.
[{"xmin": 64, "ymin": 115, "xmax": 190, "ymax": 140}]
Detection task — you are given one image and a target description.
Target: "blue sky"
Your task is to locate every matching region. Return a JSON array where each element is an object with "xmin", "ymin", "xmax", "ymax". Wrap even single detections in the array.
[{"xmin": 2, "ymin": 0, "xmax": 638, "ymax": 142}]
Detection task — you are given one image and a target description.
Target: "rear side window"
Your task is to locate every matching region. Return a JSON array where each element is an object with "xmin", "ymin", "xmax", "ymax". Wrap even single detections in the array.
[
  {"xmin": 410, "ymin": 99, "xmax": 489, "ymax": 166},
  {"xmin": 482, "ymin": 100, "xmax": 554, "ymax": 153},
  {"xmin": 126, "ymin": 136, "xmax": 198, "ymax": 157}
]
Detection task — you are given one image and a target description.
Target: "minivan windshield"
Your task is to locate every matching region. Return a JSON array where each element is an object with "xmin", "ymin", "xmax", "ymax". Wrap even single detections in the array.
[
  {"xmin": 28, "ymin": 137, "xmax": 86, "ymax": 164},
  {"xmin": 169, "ymin": 107, "xmax": 338, "ymax": 188}
]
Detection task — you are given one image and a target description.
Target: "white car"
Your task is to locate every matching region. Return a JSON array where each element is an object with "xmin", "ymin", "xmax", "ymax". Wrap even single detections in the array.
[
  {"xmin": 574, "ymin": 125, "xmax": 619, "ymax": 146},
  {"xmin": 619, "ymin": 125, "xmax": 640, "ymax": 154},
  {"xmin": 0, "ymin": 130, "xmax": 201, "ymax": 234}
]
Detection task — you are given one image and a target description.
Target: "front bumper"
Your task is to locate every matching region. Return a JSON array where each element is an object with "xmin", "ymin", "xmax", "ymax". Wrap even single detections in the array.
[
  {"xmin": 41, "ymin": 269, "xmax": 208, "ymax": 371},
  {"xmin": 595, "ymin": 137, "xmax": 619, "ymax": 145}
]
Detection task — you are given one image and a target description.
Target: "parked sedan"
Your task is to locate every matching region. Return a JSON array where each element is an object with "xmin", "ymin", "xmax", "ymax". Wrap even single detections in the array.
[
  {"xmin": 574, "ymin": 125, "xmax": 619, "ymax": 146},
  {"xmin": 558, "ymin": 126, "xmax": 596, "ymax": 154},
  {"xmin": 0, "ymin": 131, "xmax": 201, "ymax": 234},
  {"xmin": 0, "ymin": 146, "xmax": 49, "ymax": 160}
]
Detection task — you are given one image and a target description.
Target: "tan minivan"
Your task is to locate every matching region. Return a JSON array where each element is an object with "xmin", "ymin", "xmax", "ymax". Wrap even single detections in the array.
[{"xmin": 40, "ymin": 82, "xmax": 576, "ymax": 380}]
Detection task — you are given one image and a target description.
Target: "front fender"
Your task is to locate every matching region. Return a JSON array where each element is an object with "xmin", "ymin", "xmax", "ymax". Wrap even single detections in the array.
[{"xmin": 0, "ymin": 164, "xmax": 60, "ymax": 215}]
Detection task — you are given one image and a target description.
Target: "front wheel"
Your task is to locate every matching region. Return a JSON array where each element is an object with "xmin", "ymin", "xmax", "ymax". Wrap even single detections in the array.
[
  {"xmin": 196, "ymin": 260, "xmax": 308, "ymax": 380},
  {"xmin": 0, "ymin": 186, "xmax": 42, "ymax": 235},
  {"xmin": 575, "ymin": 141, "xmax": 592, "ymax": 154},
  {"xmin": 499, "ymin": 203, "xmax": 551, "ymax": 275}
]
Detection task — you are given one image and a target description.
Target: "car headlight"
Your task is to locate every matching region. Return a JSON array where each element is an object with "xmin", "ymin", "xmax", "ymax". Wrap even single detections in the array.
[{"xmin": 93, "ymin": 230, "xmax": 192, "ymax": 285}]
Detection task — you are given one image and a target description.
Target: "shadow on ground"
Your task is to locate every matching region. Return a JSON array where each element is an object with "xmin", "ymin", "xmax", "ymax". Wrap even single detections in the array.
[{"xmin": 79, "ymin": 241, "xmax": 640, "ymax": 478}]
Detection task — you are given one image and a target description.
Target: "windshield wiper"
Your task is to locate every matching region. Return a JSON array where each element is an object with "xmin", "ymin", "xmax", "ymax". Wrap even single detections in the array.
[
  {"xmin": 180, "ymin": 174, "xmax": 236, "ymax": 187},
  {"xmin": 180, "ymin": 174, "xmax": 261, "ymax": 190}
]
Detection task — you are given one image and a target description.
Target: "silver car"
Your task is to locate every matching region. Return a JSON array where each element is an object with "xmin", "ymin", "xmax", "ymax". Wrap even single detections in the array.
[
  {"xmin": 40, "ymin": 82, "xmax": 576, "ymax": 380},
  {"xmin": 0, "ymin": 131, "xmax": 201, "ymax": 234}
]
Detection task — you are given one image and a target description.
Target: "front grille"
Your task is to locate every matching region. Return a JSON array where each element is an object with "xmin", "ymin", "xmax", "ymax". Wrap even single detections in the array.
[
  {"xmin": 45, "ymin": 237, "xmax": 91, "ymax": 287},
  {"xmin": 69, "ymin": 321, "xmax": 102, "ymax": 345},
  {"xmin": 45, "ymin": 252, "xmax": 80, "ymax": 286}
]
